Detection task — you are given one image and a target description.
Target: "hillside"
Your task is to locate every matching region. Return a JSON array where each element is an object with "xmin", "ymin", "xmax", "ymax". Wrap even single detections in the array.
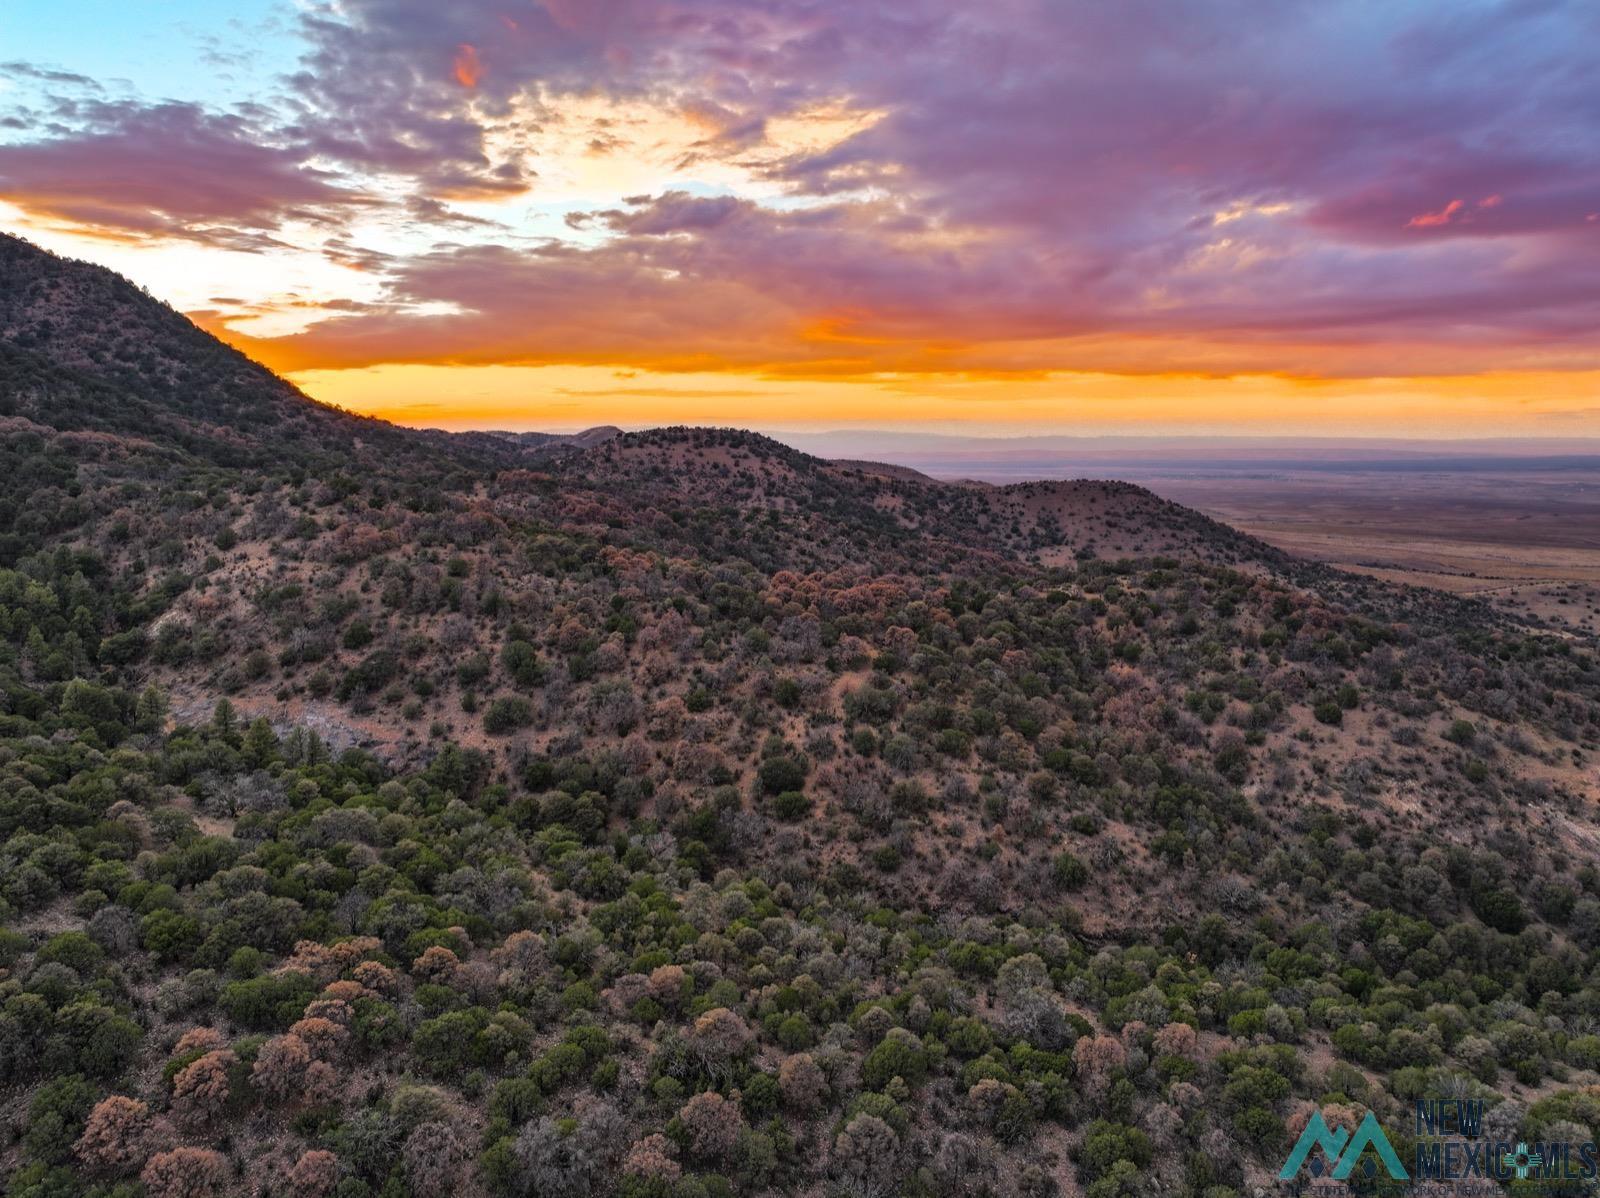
[
  {"xmin": 2, "ymin": 234, "xmax": 1599, "ymax": 1198},
  {"xmin": 550, "ymin": 427, "xmax": 1277, "ymax": 574},
  {"xmin": 0, "ymin": 233, "xmax": 508, "ymax": 481}
]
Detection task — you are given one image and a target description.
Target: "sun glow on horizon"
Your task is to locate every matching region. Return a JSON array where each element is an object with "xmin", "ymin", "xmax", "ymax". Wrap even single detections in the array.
[
  {"xmin": 283, "ymin": 362, "xmax": 1600, "ymax": 440},
  {"xmin": 3, "ymin": 0, "xmax": 1599, "ymax": 437}
]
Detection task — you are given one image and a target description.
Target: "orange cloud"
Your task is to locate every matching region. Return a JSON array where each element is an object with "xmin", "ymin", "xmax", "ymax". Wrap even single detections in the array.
[
  {"xmin": 453, "ymin": 44, "xmax": 484, "ymax": 89},
  {"xmin": 201, "ymin": 192, "xmax": 1600, "ymax": 389}
]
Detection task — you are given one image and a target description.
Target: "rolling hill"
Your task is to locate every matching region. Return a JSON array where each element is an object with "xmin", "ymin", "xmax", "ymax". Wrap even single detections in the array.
[{"xmin": 1, "ymin": 232, "xmax": 1598, "ymax": 1198}]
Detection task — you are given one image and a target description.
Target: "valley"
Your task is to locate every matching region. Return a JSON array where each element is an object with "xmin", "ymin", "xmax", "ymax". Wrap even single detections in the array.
[{"xmin": 1145, "ymin": 469, "xmax": 1600, "ymax": 636}]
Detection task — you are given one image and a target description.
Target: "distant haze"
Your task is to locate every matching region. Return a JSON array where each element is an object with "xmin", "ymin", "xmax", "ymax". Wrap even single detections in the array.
[{"xmin": 767, "ymin": 431, "xmax": 1600, "ymax": 484}]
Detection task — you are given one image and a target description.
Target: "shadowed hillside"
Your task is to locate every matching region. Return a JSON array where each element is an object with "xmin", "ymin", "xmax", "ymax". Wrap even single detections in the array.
[{"xmin": 0, "ymin": 233, "xmax": 503, "ymax": 476}]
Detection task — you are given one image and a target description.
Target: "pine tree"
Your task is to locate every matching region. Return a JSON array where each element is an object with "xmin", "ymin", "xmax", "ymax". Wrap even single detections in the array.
[
  {"xmin": 135, "ymin": 685, "xmax": 168, "ymax": 734},
  {"xmin": 211, "ymin": 698, "xmax": 238, "ymax": 742},
  {"xmin": 242, "ymin": 716, "xmax": 278, "ymax": 768}
]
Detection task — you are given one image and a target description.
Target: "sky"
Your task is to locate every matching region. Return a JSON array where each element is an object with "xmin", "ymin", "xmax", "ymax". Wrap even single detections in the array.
[{"xmin": 1, "ymin": 0, "xmax": 1598, "ymax": 436}]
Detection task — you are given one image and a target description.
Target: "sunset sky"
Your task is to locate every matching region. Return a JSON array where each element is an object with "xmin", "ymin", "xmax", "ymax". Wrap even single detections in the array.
[{"xmin": 2, "ymin": 0, "xmax": 1597, "ymax": 435}]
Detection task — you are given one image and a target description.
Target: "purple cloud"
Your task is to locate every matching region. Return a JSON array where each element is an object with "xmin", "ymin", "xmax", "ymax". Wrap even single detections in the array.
[
  {"xmin": 10, "ymin": 0, "xmax": 1600, "ymax": 375},
  {"xmin": 0, "ymin": 101, "xmax": 371, "ymax": 247}
]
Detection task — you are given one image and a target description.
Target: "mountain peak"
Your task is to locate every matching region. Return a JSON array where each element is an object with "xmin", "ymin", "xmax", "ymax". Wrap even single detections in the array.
[
  {"xmin": 0, "ymin": 232, "xmax": 478, "ymax": 471},
  {"xmin": 0, "ymin": 232, "xmax": 295, "ymax": 422}
]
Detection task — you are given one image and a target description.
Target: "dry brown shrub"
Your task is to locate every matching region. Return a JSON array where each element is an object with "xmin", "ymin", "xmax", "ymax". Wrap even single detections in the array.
[
  {"xmin": 288, "ymin": 1015, "xmax": 348, "ymax": 1057},
  {"xmin": 623, "ymin": 1133, "xmax": 681, "ymax": 1180},
  {"xmin": 171, "ymin": 1049, "xmax": 237, "ymax": 1126},
  {"xmin": 411, "ymin": 945, "xmax": 460, "ymax": 983},
  {"xmin": 286, "ymin": 1149, "xmax": 340, "ymax": 1198},
  {"xmin": 678, "ymin": 1091, "xmax": 743, "ymax": 1160},
  {"xmin": 646, "ymin": 964, "xmax": 687, "ymax": 1005},
  {"xmin": 140, "ymin": 1147, "xmax": 230, "ymax": 1198},
  {"xmin": 778, "ymin": 1053, "xmax": 827, "ymax": 1112},
  {"xmin": 251, "ymin": 1033, "xmax": 312, "ymax": 1104},
  {"xmin": 402, "ymin": 1120, "xmax": 473, "ymax": 1198},
  {"xmin": 75, "ymin": 1095, "xmax": 151, "ymax": 1176},
  {"xmin": 687, "ymin": 1007, "xmax": 752, "ymax": 1079},
  {"xmin": 172, "ymin": 1027, "xmax": 225, "ymax": 1057},
  {"xmin": 1072, "ymin": 1034, "xmax": 1126, "ymax": 1095},
  {"xmin": 1153, "ymin": 1021, "xmax": 1197, "ymax": 1059},
  {"xmin": 351, "ymin": 959, "xmax": 398, "ymax": 995}
]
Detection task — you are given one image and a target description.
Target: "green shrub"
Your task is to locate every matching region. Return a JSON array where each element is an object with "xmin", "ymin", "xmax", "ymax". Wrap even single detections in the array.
[
  {"xmin": 770, "ymin": 790, "xmax": 810, "ymax": 820},
  {"xmin": 502, "ymin": 640, "xmax": 545, "ymax": 687},
  {"xmin": 1053, "ymin": 852, "xmax": 1090, "ymax": 891},
  {"xmin": 862, "ymin": 1029, "xmax": 928, "ymax": 1090},
  {"xmin": 484, "ymin": 696, "xmax": 534, "ymax": 734},
  {"xmin": 758, "ymin": 756, "xmax": 806, "ymax": 795}
]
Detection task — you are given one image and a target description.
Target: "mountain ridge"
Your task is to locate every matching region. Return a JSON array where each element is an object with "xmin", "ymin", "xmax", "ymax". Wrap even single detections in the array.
[{"xmin": 0, "ymin": 231, "xmax": 1295, "ymax": 579}]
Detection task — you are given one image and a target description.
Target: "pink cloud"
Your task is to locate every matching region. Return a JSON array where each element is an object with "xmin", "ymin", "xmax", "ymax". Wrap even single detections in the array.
[{"xmin": 1406, "ymin": 198, "xmax": 1465, "ymax": 228}]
